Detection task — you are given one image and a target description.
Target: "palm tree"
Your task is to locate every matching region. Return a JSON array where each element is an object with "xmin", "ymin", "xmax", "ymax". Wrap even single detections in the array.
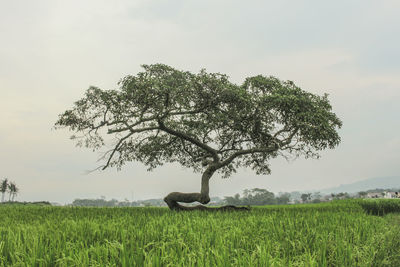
[
  {"xmin": 8, "ymin": 182, "xmax": 17, "ymax": 202},
  {"xmin": 8, "ymin": 183, "xmax": 12, "ymax": 201},
  {"xmin": 7, "ymin": 182, "xmax": 19, "ymax": 202},
  {"xmin": 11, "ymin": 183, "xmax": 19, "ymax": 202},
  {"xmin": 0, "ymin": 178, "xmax": 8, "ymax": 202}
]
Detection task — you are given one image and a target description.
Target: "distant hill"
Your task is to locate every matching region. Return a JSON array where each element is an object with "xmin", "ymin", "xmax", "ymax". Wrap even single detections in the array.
[{"xmin": 320, "ymin": 176, "xmax": 400, "ymax": 194}]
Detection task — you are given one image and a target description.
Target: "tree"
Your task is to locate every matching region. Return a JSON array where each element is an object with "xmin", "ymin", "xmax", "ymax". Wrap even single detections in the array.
[
  {"xmin": 8, "ymin": 182, "xmax": 18, "ymax": 202},
  {"xmin": 225, "ymin": 189, "xmax": 290, "ymax": 205},
  {"xmin": 276, "ymin": 192, "xmax": 290, "ymax": 205},
  {"xmin": 224, "ymin": 193, "xmax": 242, "ymax": 206},
  {"xmin": 312, "ymin": 191, "xmax": 322, "ymax": 201},
  {"xmin": 0, "ymin": 178, "xmax": 8, "ymax": 202},
  {"xmin": 336, "ymin": 192, "xmax": 350, "ymax": 199},
  {"xmin": 7, "ymin": 182, "xmax": 12, "ymax": 201},
  {"xmin": 55, "ymin": 64, "xmax": 342, "ymax": 211},
  {"xmin": 242, "ymin": 188, "xmax": 276, "ymax": 205},
  {"xmin": 289, "ymin": 191, "xmax": 301, "ymax": 202},
  {"xmin": 301, "ymin": 193, "xmax": 312, "ymax": 203},
  {"xmin": 358, "ymin": 191, "xmax": 368, "ymax": 198}
]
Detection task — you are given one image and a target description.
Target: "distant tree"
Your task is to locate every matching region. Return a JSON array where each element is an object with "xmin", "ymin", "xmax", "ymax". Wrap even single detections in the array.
[
  {"xmin": 331, "ymin": 192, "xmax": 350, "ymax": 200},
  {"xmin": 225, "ymin": 189, "xmax": 292, "ymax": 205},
  {"xmin": 276, "ymin": 192, "xmax": 291, "ymax": 205},
  {"xmin": 7, "ymin": 182, "xmax": 13, "ymax": 201},
  {"xmin": 225, "ymin": 188, "xmax": 280, "ymax": 206},
  {"xmin": 0, "ymin": 178, "xmax": 8, "ymax": 202},
  {"xmin": 242, "ymin": 188, "xmax": 276, "ymax": 205},
  {"xmin": 337, "ymin": 192, "xmax": 350, "ymax": 199},
  {"xmin": 243, "ymin": 189, "xmax": 251, "ymax": 199},
  {"xmin": 55, "ymin": 64, "xmax": 342, "ymax": 211},
  {"xmin": 224, "ymin": 193, "xmax": 242, "ymax": 206},
  {"xmin": 358, "ymin": 191, "xmax": 368, "ymax": 198},
  {"xmin": 301, "ymin": 193, "xmax": 312, "ymax": 203},
  {"xmin": 290, "ymin": 191, "xmax": 302, "ymax": 201},
  {"xmin": 9, "ymin": 182, "xmax": 19, "ymax": 201},
  {"xmin": 312, "ymin": 192, "xmax": 322, "ymax": 201}
]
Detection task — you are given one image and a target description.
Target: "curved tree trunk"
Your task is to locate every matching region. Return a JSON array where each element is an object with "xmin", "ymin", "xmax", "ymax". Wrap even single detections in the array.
[{"xmin": 163, "ymin": 166, "xmax": 250, "ymax": 211}]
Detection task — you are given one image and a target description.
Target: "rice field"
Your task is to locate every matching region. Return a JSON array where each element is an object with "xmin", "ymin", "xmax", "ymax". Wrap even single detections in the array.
[{"xmin": 0, "ymin": 200, "xmax": 399, "ymax": 266}]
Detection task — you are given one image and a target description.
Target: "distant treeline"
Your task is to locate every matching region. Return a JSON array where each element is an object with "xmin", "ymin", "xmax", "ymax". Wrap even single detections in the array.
[
  {"xmin": 71, "ymin": 198, "xmax": 167, "ymax": 207},
  {"xmin": 0, "ymin": 201, "xmax": 51, "ymax": 206},
  {"xmin": 70, "ymin": 187, "xmax": 400, "ymax": 207},
  {"xmin": 224, "ymin": 188, "xmax": 291, "ymax": 206}
]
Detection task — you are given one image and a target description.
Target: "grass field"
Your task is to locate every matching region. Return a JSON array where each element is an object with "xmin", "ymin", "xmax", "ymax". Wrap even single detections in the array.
[{"xmin": 1, "ymin": 200, "xmax": 399, "ymax": 266}]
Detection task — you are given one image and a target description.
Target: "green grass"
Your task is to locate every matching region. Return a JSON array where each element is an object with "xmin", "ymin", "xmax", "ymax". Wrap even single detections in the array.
[
  {"xmin": 0, "ymin": 201, "xmax": 399, "ymax": 266},
  {"xmin": 358, "ymin": 199, "xmax": 400, "ymax": 215}
]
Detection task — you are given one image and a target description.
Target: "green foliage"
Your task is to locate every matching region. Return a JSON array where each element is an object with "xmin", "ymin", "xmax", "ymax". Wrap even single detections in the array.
[
  {"xmin": 301, "ymin": 193, "xmax": 312, "ymax": 203},
  {"xmin": 55, "ymin": 64, "xmax": 342, "ymax": 178},
  {"xmin": 0, "ymin": 179, "xmax": 8, "ymax": 203},
  {"xmin": 331, "ymin": 192, "xmax": 351, "ymax": 200},
  {"xmin": 0, "ymin": 202, "xmax": 399, "ymax": 266},
  {"xmin": 224, "ymin": 188, "xmax": 290, "ymax": 205},
  {"xmin": 0, "ymin": 179, "xmax": 19, "ymax": 202},
  {"xmin": 0, "ymin": 179, "xmax": 7, "ymax": 194},
  {"xmin": 359, "ymin": 199, "xmax": 400, "ymax": 216}
]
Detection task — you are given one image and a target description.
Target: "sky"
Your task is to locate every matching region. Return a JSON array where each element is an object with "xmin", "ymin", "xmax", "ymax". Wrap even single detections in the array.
[{"xmin": 0, "ymin": 0, "xmax": 399, "ymax": 204}]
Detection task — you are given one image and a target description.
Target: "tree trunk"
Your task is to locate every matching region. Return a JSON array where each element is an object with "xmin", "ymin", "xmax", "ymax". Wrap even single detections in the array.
[{"xmin": 163, "ymin": 166, "xmax": 250, "ymax": 211}]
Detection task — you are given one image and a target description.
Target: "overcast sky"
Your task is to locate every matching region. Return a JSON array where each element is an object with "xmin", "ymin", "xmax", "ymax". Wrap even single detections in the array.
[{"xmin": 1, "ymin": 0, "xmax": 399, "ymax": 204}]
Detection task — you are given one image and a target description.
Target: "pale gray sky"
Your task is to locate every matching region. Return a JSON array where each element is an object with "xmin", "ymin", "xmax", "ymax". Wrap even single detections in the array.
[{"xmin": 1, "ymin": 0, "xmax": 399, "ymax": 203}]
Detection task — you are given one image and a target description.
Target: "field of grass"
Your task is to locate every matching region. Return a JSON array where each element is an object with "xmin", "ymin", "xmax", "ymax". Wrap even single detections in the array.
[{"xmin": 1, "ymin": 200, "xmax": 399, "ymax": 266}]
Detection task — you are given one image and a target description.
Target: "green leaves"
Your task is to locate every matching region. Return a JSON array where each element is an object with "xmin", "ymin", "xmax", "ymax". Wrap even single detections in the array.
[{"xmin": 55, "ymin": 64, "xmax": 342, "ymax": 177}]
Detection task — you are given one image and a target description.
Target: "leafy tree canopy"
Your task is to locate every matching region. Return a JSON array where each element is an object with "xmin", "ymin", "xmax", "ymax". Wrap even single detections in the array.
[{"xmin": 55, "ymin": 64, "xmax": 342, "ymax": 181}]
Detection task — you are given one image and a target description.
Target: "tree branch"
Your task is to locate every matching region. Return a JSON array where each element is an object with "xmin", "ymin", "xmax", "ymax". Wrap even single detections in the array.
[
  {"xmin": 281, "ymin": 127, "xmax": 299, "ymax": 146},
  {"xmin": 101, "ymin": 126, "xmax": 159, "ymax": 170},
  {"xmin": 102, "ymin": 132, "xmax": 133, "ymax": 170},
  {"xmin": 158, "ymin": 120, "xmax": 219, "ymax": 161},
  {"xmin": 217, "ymin": 145, "xmax": 278, "ymax": 169},
  {"xmin": 106, "ymin": 109, "xmax": 204, "ymax": 134},
  {"xmin": 107, "ymin": 116, "xmax": 158, "ymax": 133}
]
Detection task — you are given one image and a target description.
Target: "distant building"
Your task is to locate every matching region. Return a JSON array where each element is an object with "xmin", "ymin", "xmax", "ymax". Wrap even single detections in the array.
[
  {"xmin": 365, "ymin": 191, "xmax": 398, "ymax": 199},
  {"xmin": 384, "ymin": 191, "xmax": 397, "ymax": 199}
]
